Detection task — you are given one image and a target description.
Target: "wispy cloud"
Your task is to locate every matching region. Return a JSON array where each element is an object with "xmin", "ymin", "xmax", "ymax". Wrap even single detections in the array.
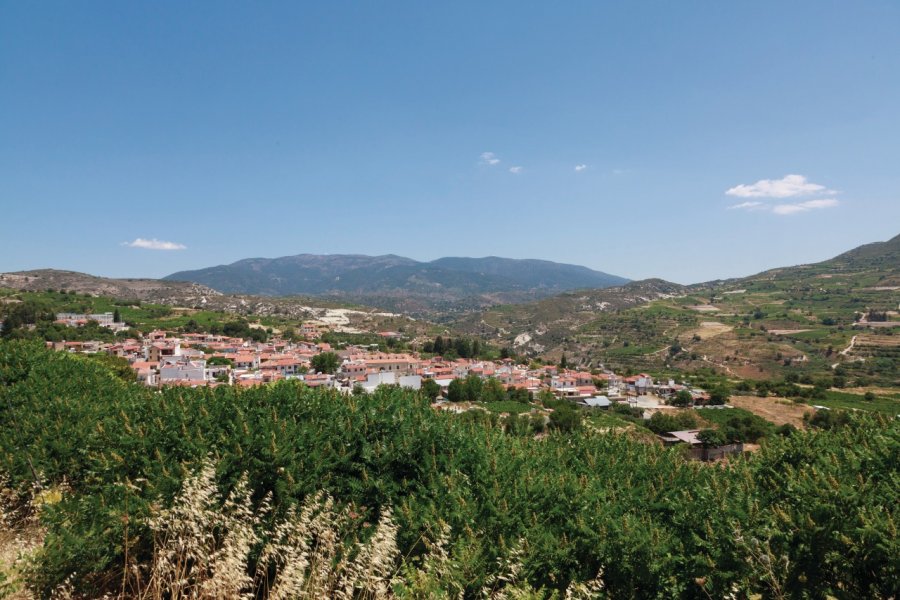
[
  {"xmin": 479, "ymin": 151, "xmax": 500, "ymax": 166},
  {"xmin": 574, "ymin": 164, "xmax": 588, "ymax": 172},
  {"xmin": 124, "ymin": 238, "xmax": 187, "ymax": 250},
  {"xmin": 727, "ymin": 201, "xmax": 765, "ymax": 210},
  {"xmin": 729, "ymin": 198, "xmax": 839, "ymax": 216},
  {"xmin": 726, "ymin": 174, "xmax": 836, "ymax": 198},
  {"xmin": 771, "ymin": 198, "xmax": 840, "ymax": 215},
  {"xmin": 509, "ymin": 166, "xmax": 523, "ymax": 174}
]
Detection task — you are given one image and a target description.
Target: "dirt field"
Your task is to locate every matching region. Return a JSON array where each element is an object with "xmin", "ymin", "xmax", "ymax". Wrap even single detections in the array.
[
  {"xmin": 688, "ymin": 305, "xmax": 720, "ymax": 312},
  {"xmin": 768, "ymin": 329, "xmax": 813, "ymax": 335},
  {"xmin": 730, "ymin": 395, "xmax": 813, "ymax": 428}
]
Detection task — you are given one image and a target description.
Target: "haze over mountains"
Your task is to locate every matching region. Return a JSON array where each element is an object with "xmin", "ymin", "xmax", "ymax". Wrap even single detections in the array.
[{"xmin": 164, "ymin": 254, "xmax": 629, "ymax": 314}]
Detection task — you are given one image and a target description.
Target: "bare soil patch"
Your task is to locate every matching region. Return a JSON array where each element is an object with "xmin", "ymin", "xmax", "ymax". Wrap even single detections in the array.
[
  {"xmin": 768, "ymin": 329, "xmax": 813, "ymax": 335},
  {"xmin": 688, "ymin": 305, "xmax": 719, "ymax": 312},
  {"xmin": 730, "ymin": 395, "xmax": 812, "ymax": 428},
  {"xmin": 699, "ymin": 321, "xmax": 732, "ymax": 335}
]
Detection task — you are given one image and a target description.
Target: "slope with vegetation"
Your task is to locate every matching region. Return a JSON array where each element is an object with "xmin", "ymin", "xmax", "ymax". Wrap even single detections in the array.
[
  {"xmin": 0, "ymin": 342, "xmax": 897, "ymax": 598},
  {"xmin": 458, "ymin": 235, "xmax": 900, "ymax": 388}
]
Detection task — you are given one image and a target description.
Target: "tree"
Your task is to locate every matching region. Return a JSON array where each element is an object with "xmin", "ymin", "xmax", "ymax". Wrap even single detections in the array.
[
  {"xmin": 708, "ymin": 387, "xmax": 730, "ymax": 406},
  {"xmin": 454, "ymin": 338, "xmax": 472, "ymax": 359},
  {"xmin": 806, "ymin": 409, "xmax": 851, "ymax": 430},
  {"xmin": 207, "ymin": 356, "xmax": 234, "ymax": 367},
  {"xmin": 112, "ymin": 308, "xmax": 121, "ymax": 323},
  {"xmin": 775, "ymin": 423, "xmax": 797, "ymax": 436},
  {"xmin": 537, "ymin": 389, "xmax": 556, "ymax": 406},
  {"xmin": 548, "ymin": 403, "xmax": 581, "ymax": 432},
  {"xmin": 559, "ymin": 353, "xmax": 568, "ymax": 370},
  {"xmin": 670, "ymin": 390, "xmax": 693, "ymax": 407},
  {"xmin": 420, "ymin": 378, "xmax": 441, "ymax": 400},
  {"xmin": 447, "ymin": 378, "xmax": 465, "ymax": 403},
  {"xmin": 697, "ymin": 429, "xmax": 727, "ymax": 448},
  {"xmin": 647, "ymin": 412, "xmax": 679, "ymax": 434},
  {"xmin": 81, "ymin": 353, "xmax": 136, "ymax": 383},
  {"xmin": 311, "ymin": 352, "xmax": 340, "ymax": 374},
  {"xmin": 463, "ymin": 373, "xmax": 483, "ymax": 402},
  {"xmin": 648, "ymin": 411, "xmax": 698, "ymax": 434},
  {"xmin": 481, "ymin": 377, "xmax": 506, "ymax": 404}
]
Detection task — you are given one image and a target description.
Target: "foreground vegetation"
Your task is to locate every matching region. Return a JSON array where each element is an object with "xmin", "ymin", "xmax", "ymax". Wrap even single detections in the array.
[{"xmin": 0, "ymin": 342, "xmax": 898, "ymax": 598}]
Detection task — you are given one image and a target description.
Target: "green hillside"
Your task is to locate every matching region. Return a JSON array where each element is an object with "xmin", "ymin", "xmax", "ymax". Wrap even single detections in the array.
[{"xmin": 458, "ymin": 235, "xmax": 899, "ymax": 387}]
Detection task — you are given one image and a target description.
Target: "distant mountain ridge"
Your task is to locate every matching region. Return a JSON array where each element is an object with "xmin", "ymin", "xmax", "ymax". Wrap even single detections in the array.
[{"xmin": 164, "ymin": 254, "xmax": 629, "ymax": 313}]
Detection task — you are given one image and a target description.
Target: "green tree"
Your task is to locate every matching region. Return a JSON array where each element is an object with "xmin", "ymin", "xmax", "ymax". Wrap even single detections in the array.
[
  {"xmin": 207, "ymin": 356, "xmax": 234, "ymax": 367},
  {"xmin": 481, "ymin": 377, "xmax": 506, "ymax": 404},
  {"xmin": 548, "ymin": 403, "xmax": 581, "ymax": 432},
  {"xmin": 447, "ymin": 378, "xmax": 465, "ymax": 402},
  {"xmin": 420, "ymin": 378, "xmax": 441, "ymax": 400},
  {"xmin": 697, "ymin": 428, "xmax": 727, "ymax": 448},
  {"xmin": 463, "ymin": 373, "xmax": 483, "ymax": 402},
  {"xmin": 708, "ymin": 387, "xmax": 730, "ymax": 406},
  {"xmin": 311, "ymin": 351, "xmax": 340, "ymax": 374},
  {"xmin": 670, "ymin": 390, "xmax": 693, "ymax": 407}
]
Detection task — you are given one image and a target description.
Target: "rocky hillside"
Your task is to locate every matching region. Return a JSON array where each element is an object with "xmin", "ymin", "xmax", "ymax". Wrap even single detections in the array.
[{"xmin": 0, "ymin": 270, "xmax": 221, "ymax": 305}]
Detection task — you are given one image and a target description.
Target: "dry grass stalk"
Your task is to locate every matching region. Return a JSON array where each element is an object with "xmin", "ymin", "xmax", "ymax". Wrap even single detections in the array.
[{"xmin": 142, "ymin": 459, "xmax": 402, "ymax": 600}]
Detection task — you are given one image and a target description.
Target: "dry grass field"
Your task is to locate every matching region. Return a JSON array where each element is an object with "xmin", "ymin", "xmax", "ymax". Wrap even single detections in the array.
[{"xmin": 729, "ymin": 395, "xmax": 813, "ymax": 428}]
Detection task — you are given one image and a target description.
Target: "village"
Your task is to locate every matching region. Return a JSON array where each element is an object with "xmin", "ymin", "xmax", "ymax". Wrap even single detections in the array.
[{"xmin": 46, "ymin": 311, "xmax": 731, "ymax": 422}]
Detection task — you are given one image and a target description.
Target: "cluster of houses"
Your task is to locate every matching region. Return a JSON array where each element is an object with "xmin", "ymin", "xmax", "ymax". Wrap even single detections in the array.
[{"xmin": 46, "ymin": 329, "xmax": 716, "ymax": 404}]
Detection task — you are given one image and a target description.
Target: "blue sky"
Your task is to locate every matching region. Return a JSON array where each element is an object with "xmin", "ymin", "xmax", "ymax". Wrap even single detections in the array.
[{"xmin": 2, "ymin": 1, "xmax": 899, "ymax": 284}]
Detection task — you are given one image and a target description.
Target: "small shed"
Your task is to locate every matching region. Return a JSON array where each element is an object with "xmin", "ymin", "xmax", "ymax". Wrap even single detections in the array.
[{"xmin": 582, "ymin": 396, "xmax": 612, "ymax": 409}]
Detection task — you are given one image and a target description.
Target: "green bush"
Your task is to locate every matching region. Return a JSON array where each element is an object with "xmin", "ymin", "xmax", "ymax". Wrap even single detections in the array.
[{"xmin": 0, "ymin": 341, "xmax": 898, "ymax": 598}]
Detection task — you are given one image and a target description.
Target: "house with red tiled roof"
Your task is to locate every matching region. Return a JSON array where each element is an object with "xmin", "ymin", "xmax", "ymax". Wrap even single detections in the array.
[
  {"xmin": 364, "ymin": 353, "xmax": 417, "ymax": 375},
  {"xmin": 259, "ymin": 357, "xmax": 304, "ymax": 377}
]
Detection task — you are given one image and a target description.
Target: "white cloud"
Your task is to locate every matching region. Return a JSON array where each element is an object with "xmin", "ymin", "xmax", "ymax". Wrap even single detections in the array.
[
  {"xmin": 726, "ymin": 174, "xmax": 836, "ymax": 198},
  {"xmin": 479, "ymin": 152, "xmax": 500, "ymax": 166},
  {"xmin": 509, "ymin": 166, "xmax": 524, "ymax": 174},
  {"xmin": 728, "ymin": 201, "xmax": 765, "ymax": 210},
  {"xmin": 574, "ymin": 164, "xmax": 588, "ymax": 172},
  {"xmin": 728, "ymin": 198, "xmax": 839, "ymax": 215},
  {"xmin": 771, "ymin": 198, "xmax": 840, "ymax": 215},
  {"xmin": 124, "ymin": 238, "xmax": 187, "ymax": 250}
]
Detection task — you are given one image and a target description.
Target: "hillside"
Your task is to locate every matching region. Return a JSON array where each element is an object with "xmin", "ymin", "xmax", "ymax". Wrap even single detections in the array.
[
  {"xmin": 818, "ymin": 232, "xmax": 900, "ymax": 273},
  {"xmin": 0, "ymin": 269, "xmax": 428, "ymax": 336},
  {"xmin": 164, "ymin": 253, "xmax": 628, "ymax": 314},
  {"xmin": 0, "ymin": 269, "xmax": 221, "ymax": 304},
  {"xmin": 456, "ymin": 234, "xmax": 900, "ymax": 383},
  {"xmin": 453, "ymin": 278, "xmax": 687, "ymax": 354}
]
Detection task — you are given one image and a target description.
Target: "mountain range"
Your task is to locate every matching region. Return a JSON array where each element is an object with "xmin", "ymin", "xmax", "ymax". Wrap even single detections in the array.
[{"xmin": 164, "ymin": 254, "xmax": 629, "ymax": 314}]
